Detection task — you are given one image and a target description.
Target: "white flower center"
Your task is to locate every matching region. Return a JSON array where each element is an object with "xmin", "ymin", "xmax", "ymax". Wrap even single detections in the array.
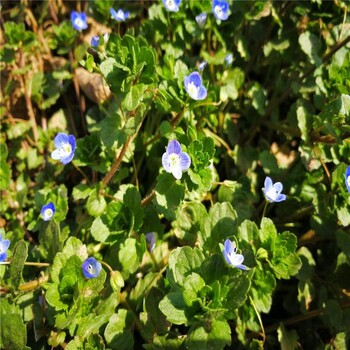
[
  {"xmin": 60, "ymin": 143, "xmax": 72, "ymax": 157},
  {"xmin": 75, "ymin": 18, "xmax": 84, "ymax": 28},
  {"xmin": 347, "ymin": 175, "xmax": 350, "ymax": 187},
  {"xmin": 43, "ymin": 208, "xmax": 53, "ymax": 220},
  {"xmin": 187, "ymin": 82, "xmax": 199, "ymax": 97},
  {"xmin": 214, "ymin": 5, "xmax": 223, "ymax": 17},
  {"xmin": 266, "ymin": 186, "xmax": 280, "ymax": 200},
  {"xmin": 166, "ymin": 0, "xmax": 176, "ymax": 11},
  {"xmin": 169, "ymin": 153, "xmax": 180, "ymax": 168}
]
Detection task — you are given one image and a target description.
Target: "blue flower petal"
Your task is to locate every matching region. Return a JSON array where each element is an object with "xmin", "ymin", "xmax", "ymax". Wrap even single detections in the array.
[
  {"xmin": 167, "ymin": 140, "xmax": 182, "ymax": 155},
  {"xmin": 179, "ymin": 152, "xmax": 191, "ymax": 171},
  {"xmin": 54, "ymin": 133, "xmax": 69, "ymax": 148},
  {"xmin": 91, "ymin": 36, "xmax": 100, "ymax": 47},
  {"xmin": 345, "ymin": 165, "xmax": 350, "ymax": 193},
  {"xmin": 0, "ymin": 239, "xmax": 10, "ymax": 253},
  {"xmin": 197, "ymin": 86, "xmax": 207, "ymax": 100},
  {"xmin": 161, "ymin": 153, "xmax": 172, "ymax": 172},
  {"xmin": 0, "ymin": 252, "xmax": 8, "ymax": 262}
]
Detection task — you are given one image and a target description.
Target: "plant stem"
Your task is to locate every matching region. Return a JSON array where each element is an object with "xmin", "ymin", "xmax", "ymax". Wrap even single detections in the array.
[
  {"xmin": 261, "ymin": 201, "xmax": 268, "ymax": 223},
  {"xmin": 249, "ymin": 295, "xmax": 266, "ymax": 344},
  {"xmin": 0, "ymin": 261, "xmax": 50, "ymax": 267},
  {"xmin": 102, "ymin": 136, "xmax": 132, "ymax": 188}
]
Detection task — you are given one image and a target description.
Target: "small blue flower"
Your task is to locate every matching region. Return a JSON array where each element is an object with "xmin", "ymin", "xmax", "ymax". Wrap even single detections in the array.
[
  {"xmin": 212, "ymin": 0, "xmax": 229, "ymax": 21},
  {"xmin": 262, "ymin": 176, "xmax": 287, "ymax": 203},
  {"xmin": 198, "ymin": 61, "xmax": 207, "ymax": 72},
  {"xmin": 82, "ymin": 257, "xmax": 102, "ymax": 279},
  {"xmin": 184, "ymin": 72, "xmax": 207, "ymax": 100},
  {"xmin": 91, "ymin": 36, "xmax": 100, "ymax": 48},
  {"xmin": 223, "ymin": 239, "xmax": 248, "ymax": 270},
  {"xmin": 162, "ymin": 0, "xmax": 181, "ymax": 12},
  {"xmin": 224, "ymin": 53, "xmax": 233, "ymax": 66},
  {"xmin": 0, "ymin": 233, "xmax": 10, "ymax": 262},
  {"xmin": 162, "ymin": 140, "xmax": 191, "ymax": 180},
  {"xmin": 195, "ymin": 13, "xmax": 207, "ymax": 28},
  {"xmin": 70, "ymin": 11, "xmax": 88, "ymax": 31},
  {"xmin": 91, "ymin": 33, "xmax": 109, "ymax": 48},
  {"xmin": 51, "ymin": 133, "xmax": 76, "ymax": 165},
  {"xmin": 110, "ymin": 8, "xmax": 130, "ymax": 21},
  {"xmin": 345, "ymin": 166, "xmax": 350, "ymax": 192},
  {"xmin": 41, "ymin": 202, "xmax": 55, "ymax": 221},
  {"xmin": 146, "ymin": 232, "xmax": 157, "ymax": 252}
]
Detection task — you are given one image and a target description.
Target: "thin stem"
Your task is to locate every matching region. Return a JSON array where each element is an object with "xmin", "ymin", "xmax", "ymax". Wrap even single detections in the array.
[
  {"xmin": 102, "ymin": 136, "xmax": 132, "ymax": 188},
  {"xmin": 18, "ymin": 274, "xmax": 50, "ymax": 292},
  {"xmin": 261, "ymin": 201, "xmax": 269, "ymax": 223},
  {"xmin": 0, "ymin": 261, "xmax": 50, "ymax": 267},
  {"xmin": 100, "ymin": 260, "xmax": 114, "ymax": 274},
  {"xmin": 141, "ymin": 190, "xmax": 156, "ymax": 207},
  {"xmin": 249, "ymin": 295, "xmax": 266, "ymax": 344}
]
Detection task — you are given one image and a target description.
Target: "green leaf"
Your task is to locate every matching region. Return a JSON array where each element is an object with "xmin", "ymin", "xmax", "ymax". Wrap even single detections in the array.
[
  {"xmin": 155, "ymin": 172, "xmax": 185, "ymax": 220},
  {"xmin": 87, "ymin": 189, "xmax": 107, "ymax": 217},
  {"xmin": 298, "ymin": 31, "xmax": 322, "ymax": 66},
  {"xmin": 167, "ymin": 246, "xmax": 205, "ymax": 287},
  {"xmin": 173, "ymin": 201, "xmax": 207, "ymax": 246},
  {"xmin": 9, "ymin": 240, "xmax": 28, "ymax": 290},
  {"xmin": 336, "ymin": 229, "xmax": 350, "ymax": 256},
  {"xmin": 76, "ymin": 313, "xmax": 109, "ymax": 339},
  {"xmin": 39, "ymin": 219, "xmax": 61, "ymax": 261},
  {"xmin": 250, "ymin": 269, "xmax": 276, "ymax": 313},
  {"xmin": 159, "ymin": 292, "xmax": 192, "ymax": 325},
  {"xmin": 277, "ymin": 323, "xmax": 299, "ymax": 350},
  {"xmin": 218, "ymin": 181, "xmax": 255, "ymax": 223},
  {"xmin": 297, "ymin": 104, "xmax": 312, "ymax": 142},
  {"xmin": 104, "ymin": 309, "xmax": 134, "ymax": 350},
  {"xmin": 247, "ymin": 82, "xmax": 267, "ymax": 115},
  {"xmin": 0, "ymin": 313, "xmax": 29, "ymax": 350},
  {"xmin": 225, "ymin": 272, "xmax": 251, "ymax": 311},
  {"xmin": 201, "ymin": 202, "xmax": 238, "ymax": 252},
  {"xmin": 91, "ymin": 216, "xmax": 111, "ymax": 243},
  {"xmin": 186, "ymin": 319, "xmax": 231, "ymax": 350},
  {"xmin": 0, "ymin": 143, "xmax": 11, "ymax": 190},
  {"xmin": 122, "ymin": 84, "xmax": 145, "ymax": 111},
  {"xmin": 270, "ymin": 231, "xmax": 302, "ymax": 279},
  {"xmin": 123, "ymin": 186, "xmax": 144, "ymax": 231},
  {"xmin": 183, "ymin": 273, "xmax": 206, "ymax": 307},
  {"xmin": 118, "ymin": 238, "xmax": 143, "ymax": 276}
]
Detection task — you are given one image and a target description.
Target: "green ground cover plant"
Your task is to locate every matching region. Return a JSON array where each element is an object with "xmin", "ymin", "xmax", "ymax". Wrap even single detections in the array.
[{"xmin": 1, "ymin": 0, "xmax": 350, "ymax": 349}]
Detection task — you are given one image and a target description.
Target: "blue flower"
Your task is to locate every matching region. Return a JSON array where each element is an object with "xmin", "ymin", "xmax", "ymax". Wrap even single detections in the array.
[
  {"xmin": 146, "ymin": 232, "xmax": 157, "ymax": 252},
  {"xmin": 162, "ymin": 0, "xmax": 181, "ymax": 12},
  {"xmin": 184, "ymin": 72, "xmax": 207, "ymax": 100},
  {"xmin": 262, "ymin": 176, "xmax": 287, "ymax": 203},
  {"xmin": 91, "ymin": 33, "xmax": 109, "ymax": 48},
  {"xmin": 198, "ymin": 61, "xmax": 207, "ymax": 72},
  {"xmin": 223, "ymin": 239, "xmax": 248, "ymax": 270},
  {"xmin": 212, "ymin": 0, "xmax": 229, "ymax": 21},
  {"xmin": 51, "ymin": 133, "xmax": 76, "ymax": 165},
  {"xmin": 41, "ymin": 202, "xmax": 55, "ymax": 221},
  {"xmin": 195, "ymin": 13, "xmax": 207, "ymax": 28},
  {"xmin": 162, "ymin": 140, "xmax": 191, "ymax": 180},
  {"xmin": 225, "ymin": 53, "xmax": 233, "ymax": 66},
  {"xmin": 110, "ymin": 8, "xmax": 130, "ymax": 21},
  {"xmin": 70, "ymin": 11, "xmax": 88, "ymax": 31},
  {"xmin": 345, "ymin": 166, "xmax": 350, "ymax": 192},
  {"xmin": 91, "ymin": 36, "xmax": 100, "ymax": 48},
  {"xmin": 82, "ymin": 257, "xmax": 102, "ymax": 279},
  {"xmin": 0, "ymin": 233, "xmax": 10, "ymax": 262}
]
